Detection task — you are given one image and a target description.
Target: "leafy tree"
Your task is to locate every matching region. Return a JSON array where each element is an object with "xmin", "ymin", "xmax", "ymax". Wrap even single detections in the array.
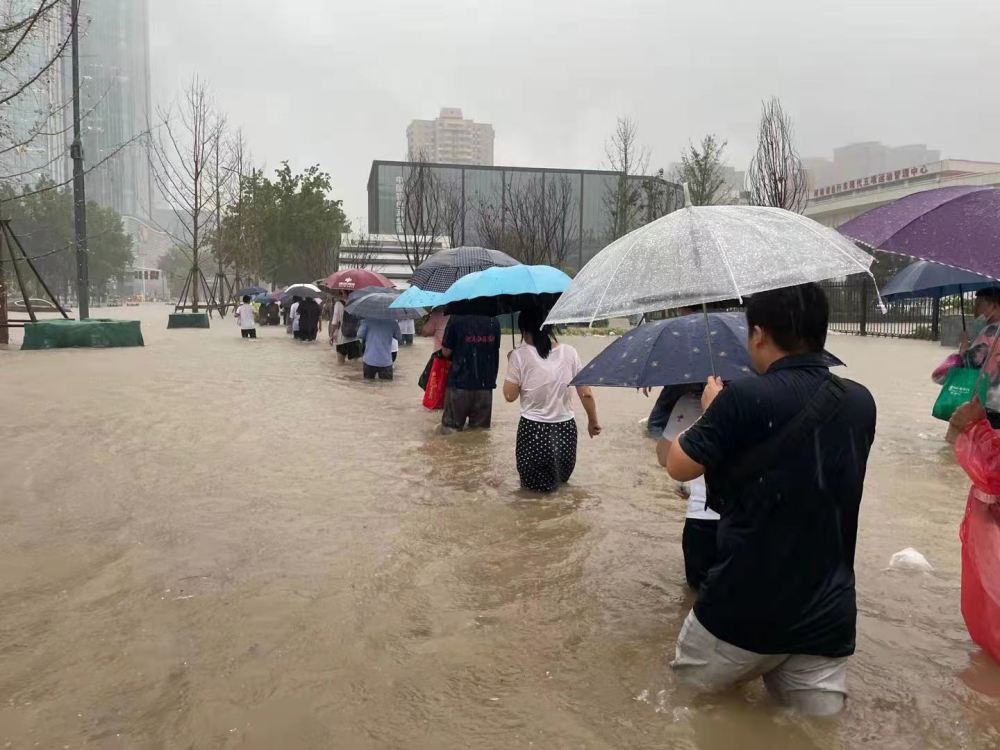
[
  {"xmin": 674, "ymin": 135, "xmax": 731, "ymax": 206},
  {"xmin": 219, "ymin": 162, "xmax": 349, "ymax": 284},
  {"xmin": 1, "ymin": 179, "xmax": 133, "ymax": 299}
]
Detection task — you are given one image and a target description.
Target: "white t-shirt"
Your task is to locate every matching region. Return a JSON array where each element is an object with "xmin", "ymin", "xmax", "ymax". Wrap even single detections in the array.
[
  {"xmin": 234, "ymin": 303, "xmax": 255, "ymax": 330},
  {"xmin": 505, "ymin": 343, "xmax": 583, "ymax": 423},
  {"xmin": 290, "ymin": 302, "xmax": 300, "ymax": 332},
  {"xmin": 662, "ymin": 392, "xmax": 720, "ymax": 521},
  {"xmin": 332, "ymin": 300, "xmax": 358, "ymax": 344},
  {"xmin": 399, "ymin": 319, "xmax": 416, "ymax": 335}
]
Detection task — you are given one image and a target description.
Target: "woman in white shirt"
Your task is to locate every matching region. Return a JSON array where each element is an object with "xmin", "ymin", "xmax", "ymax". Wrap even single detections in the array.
[{"xmin": 503, "ymin": 305, "xmax": 601, "ymax": 493}]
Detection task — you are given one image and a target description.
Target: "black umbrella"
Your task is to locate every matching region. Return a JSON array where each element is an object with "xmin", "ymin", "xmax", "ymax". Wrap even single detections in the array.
[{"xmin": 410, "ymin": 246, "xmax": 519, "ymax": 292}]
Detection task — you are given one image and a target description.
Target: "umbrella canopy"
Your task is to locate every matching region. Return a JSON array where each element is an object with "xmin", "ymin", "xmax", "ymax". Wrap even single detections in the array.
[
  {"xmin": 251, "ymin": 292, "xmax": 272, "ymax": 304},
  {"xmin": 838, "ymin": 186, "xmax": 1000, "ymax": 279},
  {"xmin": 880, "ymin": 260, "xmax": 996, "ymax": 300},
  {"xmin": 236, "ymin": 286, "xmax": 268, "ymax": 298},
  {"xmin": 322, "ymin": 269, "xmax": 394, "ymax": 292},
  {"xmin": 283, "ymin": 283, "xmax": 324, "ymax": 299},
  {"xmin": 544, "ymin": 205, "xmax": 876, "ymax": 325},
  {"xmin": 346, "ymin": 290, "xmax": 425, "ymax": 321},
  {"xmin": 395, "ymin": 265, "xmax": 571, "ymax": 315},
  {"xmin": 347, "ymin": 286, "xmax": 392, "ymax": 304},
  {"xmin": 572, "ymin": 312, "xmax": 756, "ymax": 388},
  {"xmin": 409, "ymin": 246, "xmax": 520, "ymax": 293},
  {"xmin": 390, "ymin": 285, "xmax": 447, "ymax": 310},
  {"xmin": 572, "ymin": 312, "xmax": 845, "ymax": 388}
]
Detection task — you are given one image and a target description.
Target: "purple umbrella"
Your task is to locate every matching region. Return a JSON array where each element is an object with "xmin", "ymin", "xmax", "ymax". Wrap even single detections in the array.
[{"xmin": 838, "ymin": 186, "xmax": 1000, "ymax": 279}]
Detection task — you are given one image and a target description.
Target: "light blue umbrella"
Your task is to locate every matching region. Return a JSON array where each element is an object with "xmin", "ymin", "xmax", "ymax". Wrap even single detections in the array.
[
  {"xmin": 435, "ymin": 264, "xmax": 572, "ymax": 307},
  {"xmin": 390, "ymin": 286, "xmax": 446, "ymax": 310}
]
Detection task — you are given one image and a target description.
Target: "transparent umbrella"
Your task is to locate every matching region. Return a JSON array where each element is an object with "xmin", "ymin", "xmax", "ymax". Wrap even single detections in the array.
[{"xmin": 545, "ymin": 201, "xmax": 879, "ymax": 326}]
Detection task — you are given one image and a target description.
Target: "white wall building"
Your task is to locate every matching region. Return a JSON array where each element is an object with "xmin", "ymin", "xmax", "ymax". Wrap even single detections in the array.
[
  {"xmin": 337, "ymin": 233, "xmax": 451, "ymax": 287},
  {"xmin": 805, "ymin": 159, "xmax": 1000, "ymax": 228}
]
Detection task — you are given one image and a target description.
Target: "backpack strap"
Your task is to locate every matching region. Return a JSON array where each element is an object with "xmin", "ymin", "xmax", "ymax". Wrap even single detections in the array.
[{"xmin": 707, "ymin": 374, "xmax": 848, "ymax": 513}]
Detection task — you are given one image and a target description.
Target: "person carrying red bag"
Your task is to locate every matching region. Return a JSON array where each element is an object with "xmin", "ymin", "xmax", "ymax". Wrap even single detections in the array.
[{"xmin": 949, "ymin": 399, "xmax": 1000, "ymax": 664}]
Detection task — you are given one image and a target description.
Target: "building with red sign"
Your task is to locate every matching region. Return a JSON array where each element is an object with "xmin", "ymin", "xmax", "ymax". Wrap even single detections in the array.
[{"xmin": 805, "ymin": 159, "xmax": 1000, "ymax": 228}]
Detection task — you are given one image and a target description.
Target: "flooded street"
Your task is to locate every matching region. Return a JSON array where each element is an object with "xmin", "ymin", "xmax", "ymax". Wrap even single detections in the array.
[{"xmin": 1, "ymin": 306, "xmax": 998, "ymax": 749}]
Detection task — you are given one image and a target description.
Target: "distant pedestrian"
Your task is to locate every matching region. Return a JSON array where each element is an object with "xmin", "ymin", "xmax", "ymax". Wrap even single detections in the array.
[
  {"xmin": 298, "ymin": 297, "xmax": 321, "ymax": 341},
  {"xmin": 330, "ymin": 292, "xmax": 362, "ymax": 363},
  {"xmin": 440, "ymin": 313, "xmax": 501, "ymax": 431},
  {"xmin": 358, "ymin": 318, "xmax": 401, "ymax": 380},
  {"xmin": 290, "ymin": 296, "xmax": 302, "ymax": 339},
  {"xmin": 503, "ymin": 305, "xmax": 601, "ymax": 492},
  {"xmin": 399, "ymin": 317, "xmax": 416, "ymax": 345},
  {"xmin": 266, "ymin": 301, "xmax": 280, "ymax": 326},
  {"xmin": 234, "ymin": 295, "xmax": 257, "ymax": 340},
  {"xmin": 422, "ymin": 307, "xmax": 450, "ymax": 353}
]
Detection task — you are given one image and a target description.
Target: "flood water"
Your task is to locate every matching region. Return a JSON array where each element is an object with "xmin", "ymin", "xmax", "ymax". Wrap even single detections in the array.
[{"xmin": 1, "ymin": 306, "xmax": 999, "ymax": 749}]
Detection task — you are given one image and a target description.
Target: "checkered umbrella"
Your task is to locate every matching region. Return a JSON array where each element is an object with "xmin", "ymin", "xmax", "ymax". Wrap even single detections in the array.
[{"xmin": 409, "ymin": 246, "xmax": 519, "ymax": 293}]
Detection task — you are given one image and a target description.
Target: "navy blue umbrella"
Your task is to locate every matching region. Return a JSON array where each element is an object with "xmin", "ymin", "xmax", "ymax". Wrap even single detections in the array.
[
  {"xmin": 880, "ymin": 260, "xmax": 997, "ymax": 328},
  {"xmin": 237, "ymin": 286, "xmax": 268, "ymax": 298},
  {"xmin": 572, "ymin": 312, "xmax": 756, "ymax": 388}
]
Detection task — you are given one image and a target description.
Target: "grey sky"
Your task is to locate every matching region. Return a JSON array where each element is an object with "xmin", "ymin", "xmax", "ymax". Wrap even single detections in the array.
[{"xmin": 150, "ymin": 0, "xmax": 1000, "ymax": 227}]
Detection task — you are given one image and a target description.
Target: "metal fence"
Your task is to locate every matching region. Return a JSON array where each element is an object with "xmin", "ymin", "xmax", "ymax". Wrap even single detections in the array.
[{"xmin": 822, "ymin": 278, "xmax": 971, "ymax": 340}]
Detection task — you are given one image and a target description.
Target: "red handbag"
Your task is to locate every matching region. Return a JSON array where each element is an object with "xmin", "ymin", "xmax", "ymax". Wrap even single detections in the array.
[{"xmin": 422, "ymin": 357, "xmax": 452, "ymax": 410}]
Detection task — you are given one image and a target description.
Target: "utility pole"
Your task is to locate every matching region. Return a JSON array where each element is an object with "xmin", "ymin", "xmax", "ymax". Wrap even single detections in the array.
[{"xmin": 70, "ymin": 0, "xmax": 89, "ymax": 319}]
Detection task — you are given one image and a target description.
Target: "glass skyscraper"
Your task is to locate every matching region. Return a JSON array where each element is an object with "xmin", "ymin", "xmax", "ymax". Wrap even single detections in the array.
[{"xmin": 71, "ymin": 0, "xmax": 154, "ymax": 224}]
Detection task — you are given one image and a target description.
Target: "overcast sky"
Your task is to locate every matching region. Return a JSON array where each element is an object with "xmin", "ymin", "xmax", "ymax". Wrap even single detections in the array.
[{"xmin": 149, "ymin": 0, "xmax": 999, "ymax": 227}]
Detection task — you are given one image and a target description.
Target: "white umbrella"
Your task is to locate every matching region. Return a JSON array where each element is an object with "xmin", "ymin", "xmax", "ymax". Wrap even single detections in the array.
[{"xmin": 545, "ymin": 202, "xmax": 879, "ymax": 325}]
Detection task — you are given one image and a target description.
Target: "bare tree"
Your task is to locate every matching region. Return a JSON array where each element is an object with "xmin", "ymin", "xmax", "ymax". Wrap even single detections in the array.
[
  {"xmin": 337, "ymin": 231, "xmax": 382, "ymax": 270},
  {"xmin": 439, "ymin": 178, "xmax": 465, "ymax": 249},
  {"xmin": 395, "ymin": 158, "xmax": 445, "ymax": 271},
  {"xmin": 604, "ymin": 117, "xmax": 650, "ymax": 241},
  {"xmin": 674, "ymin": 135, "xmax": 731, "ymax": 206},
  {"xmin": 542, "ymin": 174, "xmax": 578, "ymax": 269},
  {"xmin": 148, "ymin": 76, "xmax": 225, "ymax": 312},
  {"xmin": 746, "ymin": 97, "xmax": 808, "ymax": 213},
  {"xmin": 473, "ymin": 173, "xmax": 577, "ymax": 267}
]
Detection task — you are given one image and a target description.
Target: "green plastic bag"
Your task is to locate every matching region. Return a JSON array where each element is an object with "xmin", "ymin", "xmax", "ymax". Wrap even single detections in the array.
[{"xmin": 932, "ymin": 367, "xmax": 989, "ymax": 421}]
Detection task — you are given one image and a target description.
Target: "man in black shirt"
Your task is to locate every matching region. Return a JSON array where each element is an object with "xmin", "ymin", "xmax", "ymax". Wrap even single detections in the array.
[
  {"xmin": 441, "ymin": 314, "xmax": 502, "ymax": 431},
  {"xmin": 665, "ymin": 283, "xmax": 876, "ymax": 716}
]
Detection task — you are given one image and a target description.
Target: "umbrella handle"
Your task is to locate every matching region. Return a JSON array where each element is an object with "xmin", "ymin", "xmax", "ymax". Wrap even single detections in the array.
[
  {"xmin": 960, "ymin": 285, "xmax": 966, "ymax": 331},
  {"xmin": 702, "ymin": 304, "xmax": 718, "ymax": 379}
]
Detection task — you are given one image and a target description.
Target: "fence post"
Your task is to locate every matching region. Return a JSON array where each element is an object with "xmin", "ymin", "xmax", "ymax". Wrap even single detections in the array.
[{"xmin": 859, "ymin": 280, "xmax": 868, "ymax": 337}]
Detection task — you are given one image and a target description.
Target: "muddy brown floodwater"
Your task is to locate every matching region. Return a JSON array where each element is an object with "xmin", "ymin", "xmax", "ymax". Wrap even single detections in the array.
[{"xmin": 1, "ymin": 306, "xmax": 999, "ymax": 749}]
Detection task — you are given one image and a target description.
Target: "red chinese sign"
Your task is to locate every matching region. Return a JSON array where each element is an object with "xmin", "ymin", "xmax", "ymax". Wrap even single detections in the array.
[{"xmin": 813, "ymin": 165, "xmax": 932, "ymax": 199}]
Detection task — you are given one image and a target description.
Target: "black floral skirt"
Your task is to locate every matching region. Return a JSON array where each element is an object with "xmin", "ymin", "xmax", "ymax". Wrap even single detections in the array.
[{"xmin": 516, "ymin": 417, "xmax": 578, "ymax": 493}]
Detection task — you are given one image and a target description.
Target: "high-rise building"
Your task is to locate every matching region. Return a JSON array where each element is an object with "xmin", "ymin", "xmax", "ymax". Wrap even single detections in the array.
[
  {"xmin": 0, "ymin": 1, "xmax": 69, "ymax": 186},
  {"xmin": 407, "ymin": 108, "xmax": 494, "ymax": 166},
  {"xmin": 72, "ymin": 0, "xmax": 154, "ymax": 226}
]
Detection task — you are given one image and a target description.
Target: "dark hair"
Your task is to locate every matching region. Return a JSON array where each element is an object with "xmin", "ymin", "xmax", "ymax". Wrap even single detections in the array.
[
  {"xmin": 518, "ymin": 305, "xmax": 555, "ymax": 359},
  {"xmin": 242, "ymin": 295, "xmax": 251, "ymax": 303},
  {"xmin": 976, "ymin": 288, "xmax": 1000, "ymax": 303},
  {"xmin": 745, "ymin": 283, "xmax": 828, "ymax": 354},
  {"xmin": 293, "ymin": 295, "xmax": 302, "ymax": 302}
]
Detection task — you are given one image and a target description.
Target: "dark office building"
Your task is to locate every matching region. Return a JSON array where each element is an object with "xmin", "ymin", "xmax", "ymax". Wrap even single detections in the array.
[{"xmin": 367, "ymin": 160, "xmax": 681, "ymax": 270}]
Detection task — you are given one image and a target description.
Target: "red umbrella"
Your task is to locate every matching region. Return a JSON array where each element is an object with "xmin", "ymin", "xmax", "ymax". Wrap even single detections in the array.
[{"xmin": 322, "ymin": 269, "xmax": 394, "ymax": 292}]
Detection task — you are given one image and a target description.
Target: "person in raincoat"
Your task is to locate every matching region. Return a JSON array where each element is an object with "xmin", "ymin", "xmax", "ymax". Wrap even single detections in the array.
[
  {"xmin": 948, "ymin": 399, "xmax": 1000, "ymax": 664},
  {"xmin": 934, "ymin": 288, "xmax": 1000, "ymax": 428}
]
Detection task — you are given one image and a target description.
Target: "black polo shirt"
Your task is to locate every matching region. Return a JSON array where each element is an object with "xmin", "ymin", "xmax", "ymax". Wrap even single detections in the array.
[{"xmin": 679, "ymin": 353, "xmax": 876, "ymax": 657}]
